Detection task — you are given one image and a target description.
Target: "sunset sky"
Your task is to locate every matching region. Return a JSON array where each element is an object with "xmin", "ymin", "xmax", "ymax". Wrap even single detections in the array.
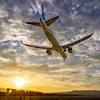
[{"xmin": 0, "ymin": 0, "xmax": 100, "ymax": 93}]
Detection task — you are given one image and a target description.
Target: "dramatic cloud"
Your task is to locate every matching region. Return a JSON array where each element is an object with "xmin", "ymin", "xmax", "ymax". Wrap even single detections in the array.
[{"xmin": 0, "ymin": 0, "xmax": 100, "ymax": 92}]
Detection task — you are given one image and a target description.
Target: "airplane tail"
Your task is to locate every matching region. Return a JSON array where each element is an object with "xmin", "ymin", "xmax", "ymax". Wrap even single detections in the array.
[
  {"xmin": 41, "ymin": 5, "xmax": 45, "ymax": 21},
  {"xmin": 26, "ymin": 5, "xmax": 59, "ymax": 27}
]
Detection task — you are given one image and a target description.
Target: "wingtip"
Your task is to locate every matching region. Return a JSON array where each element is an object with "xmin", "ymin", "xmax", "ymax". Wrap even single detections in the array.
[
  {"xmin": 26, "ymin": 22, "xmax": 29, "ymax": 24},
  {"xmin": 57, "ymin": 16, "xmax": 59, "ymax": 18},
  {"xmin": 88, "ymin": 33, "xmax": 93, "ymax": 38},
  {"xmin": 91, "ymin": 33, "xmax": 93, "ymax": 36}
]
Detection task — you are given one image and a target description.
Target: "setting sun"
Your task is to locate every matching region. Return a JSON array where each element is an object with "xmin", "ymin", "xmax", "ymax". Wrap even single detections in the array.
[{"xmin": 14, "ymin": 77, "xmax": 26, "ymax": 88}]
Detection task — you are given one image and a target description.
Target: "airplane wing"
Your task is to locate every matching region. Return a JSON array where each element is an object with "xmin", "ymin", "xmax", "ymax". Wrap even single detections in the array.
[
  {"xmin": 62, "ymin": 33, "xmax": 93, "ymax": 49},
  {"xmin": 21, "ymin": 40, "xmax": 53, "ymax": 50}
]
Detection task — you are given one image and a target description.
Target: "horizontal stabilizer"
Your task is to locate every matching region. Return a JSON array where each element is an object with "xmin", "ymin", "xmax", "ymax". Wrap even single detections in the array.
[
  {"xmin": 26, "ymin": 22, "xmax": 41, "ymax": 27},
  {"xmin": 45, "ymin": 16, "xmax": 59, "ymax": 26},
  {"xmin": 26, "ymin": 16, "xmax": 59, "ymax": 27}
]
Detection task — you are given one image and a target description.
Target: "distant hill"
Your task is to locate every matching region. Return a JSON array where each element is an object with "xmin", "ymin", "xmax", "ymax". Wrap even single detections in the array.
[
  {"xmin": 0, "ymin": 88, "xmax": 100, "ymax": 96},
  {"xmin": 46, "ymin": 90, "xmax": 100, "ymax": 96},
  {"xmin": 65, "ymin": 90, "xmax": 100, "ymax": 96}
]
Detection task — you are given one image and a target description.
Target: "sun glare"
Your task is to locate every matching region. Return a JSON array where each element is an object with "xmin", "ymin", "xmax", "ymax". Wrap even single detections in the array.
[{"xmin": 14, "ymin": 77, "xmax": 26, "ymax": 88}]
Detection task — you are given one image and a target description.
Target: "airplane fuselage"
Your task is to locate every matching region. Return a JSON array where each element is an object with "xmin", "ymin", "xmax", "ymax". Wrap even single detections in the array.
[{"xmin": 40, "ymin": 18, "xmax": 67, "ymax": 59}]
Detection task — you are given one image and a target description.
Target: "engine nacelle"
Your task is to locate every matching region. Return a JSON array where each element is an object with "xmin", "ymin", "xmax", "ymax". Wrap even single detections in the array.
[
  {"xmin": 68, "ymin": 47, "xmax": 73, "ymax": 53},
  {"xmin": 46, "ymin": 50, "xmax": 52, "ymax": 56}
]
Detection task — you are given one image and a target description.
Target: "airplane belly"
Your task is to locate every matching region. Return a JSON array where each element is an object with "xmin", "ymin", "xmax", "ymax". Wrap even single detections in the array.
[
  {"xmin": 40, "ymin": 19, "xmax": 60, "ymax": 47},
  {"xmin": 44, "ymin": 31, "xmax": 59, "ymax": 45},
  {"xmin": 40, "ymin": 19, "xmax": 67, "ymax": 59},
  {"xmin": 58, "ymin": 51, "xmax": 67, "ymax": 58}
]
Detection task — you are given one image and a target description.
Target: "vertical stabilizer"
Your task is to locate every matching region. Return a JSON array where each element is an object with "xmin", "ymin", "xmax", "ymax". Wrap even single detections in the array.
[{"xmin": 41, "ymin": 5, "xmax": 45, "ymax": 21}]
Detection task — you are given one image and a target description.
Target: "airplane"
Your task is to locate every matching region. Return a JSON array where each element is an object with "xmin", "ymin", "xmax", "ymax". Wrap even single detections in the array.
[{"xmin": 21, "ymin": 5, "xmax": 93, "ymax": 61}]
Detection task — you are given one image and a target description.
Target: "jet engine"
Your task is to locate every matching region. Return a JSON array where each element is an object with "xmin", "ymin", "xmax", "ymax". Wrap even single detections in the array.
[
  {"xmin": 46, "ymin": 50, "xmax": 52, "ymax": 56},
  {"xmin": 68, "ymin": 47, "xmax": 73, "ymax": 53}
]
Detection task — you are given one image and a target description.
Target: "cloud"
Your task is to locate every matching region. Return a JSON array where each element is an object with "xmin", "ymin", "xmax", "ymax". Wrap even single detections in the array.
[
  {"xmin": 0, "ymin": 57, "xmax": 10, "ymax": 63},
  {"xmin": 0, "ymin": 0, "xmax": 100, "ymax": 92}
]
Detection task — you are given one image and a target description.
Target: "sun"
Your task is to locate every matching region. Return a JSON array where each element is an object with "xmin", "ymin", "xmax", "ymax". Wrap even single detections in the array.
[{"xmin": 13, "ymin": 77, "xmax": 26, "ymax": 88}]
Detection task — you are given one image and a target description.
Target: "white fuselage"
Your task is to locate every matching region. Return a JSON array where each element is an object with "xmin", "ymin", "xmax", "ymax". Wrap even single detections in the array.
[{"xmin": 40, "ymin": 18, "xmax": 67, "ymax": 58}]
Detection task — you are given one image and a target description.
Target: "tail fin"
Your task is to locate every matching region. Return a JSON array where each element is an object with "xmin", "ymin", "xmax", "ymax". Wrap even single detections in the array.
[
  {"xmin": 41, "ymin": 5, "xmax": 45, "ymax": 21},
  {"xmin": 26, "ymin": 5, "xmax": 59, "ymax": 27}
]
